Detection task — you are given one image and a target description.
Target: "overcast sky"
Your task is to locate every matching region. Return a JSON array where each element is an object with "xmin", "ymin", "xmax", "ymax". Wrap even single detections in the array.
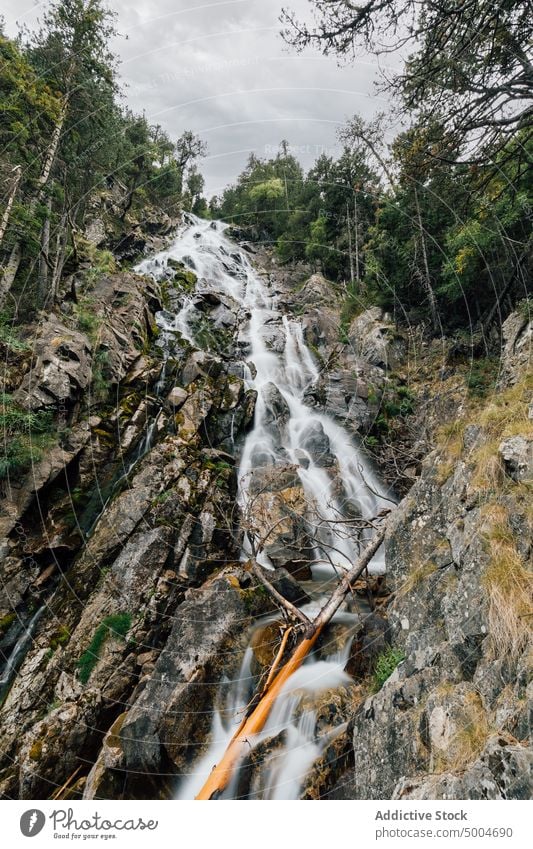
[{"xmin": 2, "ymin": 0, "xmax": 400, "ymax": 197}]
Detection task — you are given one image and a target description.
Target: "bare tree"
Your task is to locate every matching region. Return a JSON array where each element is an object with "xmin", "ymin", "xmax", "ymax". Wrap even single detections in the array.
[{"xmin": 193, "ymin": 465, "xmax": 392, "ymax": 798}]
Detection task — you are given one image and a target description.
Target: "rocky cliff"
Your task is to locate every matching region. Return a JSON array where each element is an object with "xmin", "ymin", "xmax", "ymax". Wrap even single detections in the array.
[{"xmin": 0, "ymin": 221, "xmax": 531, "ymax": 800}]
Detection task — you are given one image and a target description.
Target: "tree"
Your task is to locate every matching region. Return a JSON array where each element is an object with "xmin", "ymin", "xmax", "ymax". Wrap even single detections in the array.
[
  {"xmin": 281, "ymin": 1, "xmax": 533, "ymax": 160},
  {"xmin": 0, "ymin": 0, "xmax": 118, "ymax": 307}
]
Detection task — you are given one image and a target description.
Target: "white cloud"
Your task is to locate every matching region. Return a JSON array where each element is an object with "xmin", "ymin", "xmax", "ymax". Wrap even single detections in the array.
[{"xmin": 2, "ymin": 0, "xmax": 401, "ymax": 195}]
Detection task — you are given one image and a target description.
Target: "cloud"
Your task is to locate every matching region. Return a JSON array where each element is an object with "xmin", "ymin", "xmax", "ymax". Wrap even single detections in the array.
[{"xmin": 2, "ymin": 0, "xmax": 400, "ymax": 195}]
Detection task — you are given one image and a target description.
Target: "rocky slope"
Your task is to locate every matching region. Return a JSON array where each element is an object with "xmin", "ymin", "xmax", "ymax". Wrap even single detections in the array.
[{"xmin": 0, "ymin": 223, "xmax": 531, "ymax": 800}]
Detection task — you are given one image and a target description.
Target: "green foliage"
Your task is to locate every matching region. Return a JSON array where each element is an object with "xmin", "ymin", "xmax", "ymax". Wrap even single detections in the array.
[
  {"xmin": 91, "ymin": 348, "xmax": 111, "ymax": 402},
  {"xmin": 0, "ymin": 7, "xmax": 208, "ymax": 311},
  {"xmin": 77, "ymin": 612, "xmax": 131, "ymax": 684},
  {"xmin": 372, "ymin": 646, "xmax": 405, "ymax": 691},
  {"xmin": 74, "ymin": 297, "xmax": 101, "ymax": 339},
  {"xmin": 0, "ymin": 394, "xmax": 55, "ymax": 480},
  {"xmin": 0, "ymin": 313, "xmax": 29, "ymax": 352},
  {"xmin": 466, "ymin": 358, "xmax": 499, "ymax": 399},
  {"xmin": 49, "ymin": 625, "xmax": 70, "ymax": 650},
  {"xmin": 339, "ymin": 284, "xmax": 364, "ymax": 341},
  {"xmin": 0, "ymin": 612, "xmax": 17, "ymax": 633}
]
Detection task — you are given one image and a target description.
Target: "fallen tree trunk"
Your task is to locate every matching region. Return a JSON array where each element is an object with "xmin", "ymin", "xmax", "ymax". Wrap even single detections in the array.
[{"xmin": 195, "ymin": 521, "xmax": 388, "ymax": 799}]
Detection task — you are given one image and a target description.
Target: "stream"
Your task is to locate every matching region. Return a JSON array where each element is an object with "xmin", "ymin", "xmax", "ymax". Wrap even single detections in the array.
[{"xmin": 137, "ymin": 214, "xmax": 392, "ymax": 800}]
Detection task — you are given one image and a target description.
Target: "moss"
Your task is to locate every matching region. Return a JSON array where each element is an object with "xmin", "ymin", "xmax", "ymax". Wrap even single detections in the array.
[
  {"xmin": 0, "ymin": 611, "xmax": 17, "ymax": 633},
  {"xmin": 152, "ymin": 489, "xmax": 173, "ymax": 506},
  {"xmin": 77, "ymin": 612, "xmax": 132, "ymax": 685},
  {"xmin": 167, "ymin": 260, "xmax": 197, "ymax": 291},
  {"xmin": 28, "ymin": 740, "xmax": 43, "ymax": 761},
  {"xmin": 49, "ymin": 625, "xmax": 70, "ymax": 651},
  {"xmin": 242, "ymin": 583, "xmax": 269, "ymax": 614}
]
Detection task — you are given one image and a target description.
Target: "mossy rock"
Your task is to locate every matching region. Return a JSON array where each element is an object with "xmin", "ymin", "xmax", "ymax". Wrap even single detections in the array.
[
  {"xmin": 28, "ymin": 740, "xmax": 43, "ymax": 761},
  {"xmin": 167, "ymin": 260, "xmax": 197, "ymax": 291}
]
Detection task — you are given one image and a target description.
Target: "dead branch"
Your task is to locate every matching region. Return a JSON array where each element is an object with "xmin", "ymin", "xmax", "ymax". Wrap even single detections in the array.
[{"xmin": 196, "ymin": 518, "xmax": 388, "ymax": 799}]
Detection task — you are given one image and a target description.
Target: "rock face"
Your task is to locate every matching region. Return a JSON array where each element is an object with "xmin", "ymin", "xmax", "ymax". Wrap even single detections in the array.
[
  {"xmin": 1, "ymin": 210, "xmax": 531, "ymax": 806},
  {"xmin": 324, "ymin": 317, "xmax": 533, "ymax": 800},
  {"xmin": 84, "ymin": 566, "xmax": 273, "ymax": 798},
  {"xmin": 499, "ymin": 436, "xmax": 533, "ymax": 482},
  {"xmin": 0, "ymin": 233, "xmax": 267, "ymax": 798}
]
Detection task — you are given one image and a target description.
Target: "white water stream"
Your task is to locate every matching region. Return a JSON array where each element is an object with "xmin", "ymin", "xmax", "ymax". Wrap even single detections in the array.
[{"xmin": 137, "ymin": 214, "xmax": 391, "ymax": 799}]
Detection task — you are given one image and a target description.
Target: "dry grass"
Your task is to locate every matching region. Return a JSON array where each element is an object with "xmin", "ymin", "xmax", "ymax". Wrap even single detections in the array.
[
  {"xmin": 445, "ymin": 694, "xmax": 490, "ymax": 773},
  {"xmin": 435, "ymin": 373, "xmax": 533, "ymax": 492},
  {"xmin": 480, "ymin": 505, "xmax": 533, "ymax": 658},
  {"xmin": 398, "ymin": 560, "xmax": 438, "ymax": 596}
]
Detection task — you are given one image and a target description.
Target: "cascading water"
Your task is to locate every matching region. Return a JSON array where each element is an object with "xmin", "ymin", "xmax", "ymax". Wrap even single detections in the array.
[{"xmin": 137, "ymin": 213, "xmax": 392, "ymax": 800}]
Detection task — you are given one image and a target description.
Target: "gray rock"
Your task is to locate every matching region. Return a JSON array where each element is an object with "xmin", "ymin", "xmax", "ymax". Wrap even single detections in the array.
[
  {"xmin": 299, "ymin": 420, "xmax": 335, "ymax": 467},
  {"xmin": 348, "ymin": 307, "xmax": 406, "ymax": 370},
  {"xmin": 181, "ymin": 350, "xmax": 223, "ymax": 385},
  {"xmin": 394, "ymin": 735, "xmax": 533, "ymax": 800},
  {"xmin": 499, "ymin": 436, "xmax": 533, "ymax": 482},
  {"xmin": 167, "ymin": 386, "xmax": 188, "ymax": 408}
]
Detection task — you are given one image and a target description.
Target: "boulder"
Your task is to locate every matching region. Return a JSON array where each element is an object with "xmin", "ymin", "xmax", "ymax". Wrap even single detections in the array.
[
  {"xmin": 347, "ymin": 307, "xmax": 406, "ymax": 370},
  {"xmin": 499, "ymin": 436, "xmax": 533, "ymax": 482},
  {"xmin": 167, "ymin": 386, "xmax": 188, "ymax": 408},
  {"xmin": 181, "ymin": 350, "xmax": 223, "ymax": 385},
  {"xmin": 14, "ymin": 318, "xmax": 92, "ymax": 410},
  {"xmin": 299, "ymin": 420, "xmax": 335, "ymax": 467}
]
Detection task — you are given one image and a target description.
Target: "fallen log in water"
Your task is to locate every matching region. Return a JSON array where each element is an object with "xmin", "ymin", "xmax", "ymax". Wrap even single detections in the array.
[{"xmin": 196, "ymin": 521, "xmax": 388, "ymax": 799}]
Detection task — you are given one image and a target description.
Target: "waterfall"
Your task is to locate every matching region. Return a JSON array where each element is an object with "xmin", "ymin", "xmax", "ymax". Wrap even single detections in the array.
[{"xmin": 137, "ymin": 214, "xmax": 392, "ymax": 799}]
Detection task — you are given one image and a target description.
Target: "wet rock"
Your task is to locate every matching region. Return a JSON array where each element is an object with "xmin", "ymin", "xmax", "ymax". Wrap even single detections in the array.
[
  {"xmin": 249, "ymin": 472, "xmax": 312, "ymax": 577},
  {"xmin": 270, "ymin": 567, "xmax": 310, "ymax": 606},
  {"xmin": 167, "ymin": 386, "xmax": 188, "ymax": 408},
  {"xmin": 250, "ymin": 621, "xmax": 284, "ymax": 669},
  {"xmin": 344, "ymin": 613, "xmax": 390, "ymax": 679},
  {"xmin": 300, "ymin": 420, "xmax": 335, "ymax": 467},
  {"xmin": 235, "ymin": 732, "xmax": 287, "ymax": 800},
  {"xmin": 181, "ymin": 350, "xmax": 223, "ymax": 385},
  {"xmin": 258, "ymin": 382, "xmax": 291, "ymax": 450},
  {"xmin": 109, "ymin": 567, "xmax": 273, "ymax": 796}
]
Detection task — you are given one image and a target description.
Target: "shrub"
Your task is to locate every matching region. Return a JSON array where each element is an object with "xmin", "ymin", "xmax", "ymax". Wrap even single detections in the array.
[
  {"xmin": 0, "ymin": 312, "xmax": 29, "ymax": 352},
  {"xmin": 372, "ymin": 646, "xmax": 405, "ymax": 691},
  {"xmin": 77, "ymin": 612, "xmax": 131, "ymax": 684},
  {"xmin": 0, "ymin": 393, "xmax": 55, "ymax": 480}
]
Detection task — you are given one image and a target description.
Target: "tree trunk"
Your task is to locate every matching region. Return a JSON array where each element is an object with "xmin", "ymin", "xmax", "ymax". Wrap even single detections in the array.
[
  {"xmin": 0, "ymin": 242, "xmax": 21, "ymax": 307},
  {"xmin": 0, "ymin": 165, "xmax": 22, "ymax": 249},
  {"xmin": 195, "ymin": 522, "xmax": 387, "ymax": 799},
  {"xmin": 0, "ymin": 97, "xmax": 68, "ymax": 307},
  {"xmin": 346, "ymin": 201, "xmax": 355, "ymax": 287},
  {"xmin": 50, "ymin": 212, "xmax": 69, "ymax": 304},
  {"xmin": 36, "ymin": 99, "xmax": 68, "ymax": 198},
  {"xmin": 354, "ymin": 193, "xmax": 360, "ymax": 282},
  {"xmin": 37, "ymin": 197, "xmax": 52, "ymax": 306},
  {"xmin": 414, "ymin": 187, "xmax": 439, "ymax": 332}
]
